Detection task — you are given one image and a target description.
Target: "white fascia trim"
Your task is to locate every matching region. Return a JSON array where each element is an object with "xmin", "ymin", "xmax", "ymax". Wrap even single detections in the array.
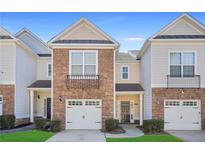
[
  {"xmin": 27, "ymin": 88, "xmax": 51, "ymax": 91},
  {"xmin": 49, "ymin": 43, "xmax": 117, "ymax": 49},
  {"xmin": 0, "ymin": 81, "xmax": 15, "ymax": 85},
  {"xmin": 150, "ymin": 39, "xmax": 205, "ymax": 42},
  {"xmin": 116, "ymin": 91, "xmax": 144, "ymax": 95}
]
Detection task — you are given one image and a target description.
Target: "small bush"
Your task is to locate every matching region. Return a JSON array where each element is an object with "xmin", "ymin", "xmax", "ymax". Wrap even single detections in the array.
[
  {"xmin": 143, "ymin": 119, "xmax": 164, "ymax": 134},
  {"xmin": 34, "ymin": 118, "xmax": 47, "ymax": 130},
  {"xmin": 105, "ymin": 119, "xmax": 119, "ymax": 132},
  {"xmin": 50, "ymin": 120, "xmax": 61, "ymax": 132},
  {"xmin": 0, "ymin": 115, "xmax": 16, "ymax": 129}
]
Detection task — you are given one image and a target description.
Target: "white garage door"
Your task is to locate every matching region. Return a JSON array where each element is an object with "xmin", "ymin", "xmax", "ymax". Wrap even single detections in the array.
[
  {"xmin": 0, "ymin": 95, "xmax": 2, "ymax": 115},
  {"xmin": 66, "ymin": 99, "xmax": 102, "ymax": 129},
  {"xmin": 164, "ymin": 100, "xmax": 201, "ymax": 130}
]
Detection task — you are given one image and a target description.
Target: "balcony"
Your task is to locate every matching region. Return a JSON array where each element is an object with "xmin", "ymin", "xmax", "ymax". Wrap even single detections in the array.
[
  {"xmin": 66, "ymin": 75, "xmax": 100, "ymax": 89},
  {"xmin": 166, "ymin": 75, "xmax": 200, "ymax": 88}
]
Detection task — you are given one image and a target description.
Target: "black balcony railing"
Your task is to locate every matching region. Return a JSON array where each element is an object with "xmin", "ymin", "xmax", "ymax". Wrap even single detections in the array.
[
  {"xmin": 166, "ymin": 75, "xmax": 201, "ymax": 88},
  {"xmin": 66, "ymin": 75, "xmax": 100, "ymax": 89}
]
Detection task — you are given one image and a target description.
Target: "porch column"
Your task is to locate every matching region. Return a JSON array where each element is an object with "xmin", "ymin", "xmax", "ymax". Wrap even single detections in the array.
[
  {"xmin": 30, "ymin": 90, "xmax": 34, "ymax": 123},
  {"xmin": 139, "ymin": 93, "xmax": 143, "ymax": 126}
]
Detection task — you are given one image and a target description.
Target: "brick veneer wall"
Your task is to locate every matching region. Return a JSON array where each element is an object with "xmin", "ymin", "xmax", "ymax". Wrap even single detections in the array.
[
  {"xmin": 53, "ymin": 49, "xmax": 114, "ymax": 129},
  {"xmin": 0, "ymin": 85, "xmax": 15, "ymax": 115},
  {"xmin": 152, "ymin": 88, "xmax": 205, "ymax": 129}
]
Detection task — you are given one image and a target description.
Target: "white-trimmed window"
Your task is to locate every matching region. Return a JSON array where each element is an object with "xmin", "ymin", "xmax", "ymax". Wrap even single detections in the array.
[
  {"xmin": 70, "ymin": 50, "xmax": 98, "ymax": 75},
  {"xmin": 121, "ymin": 65, "xmax": 129, "ymax": 80},
  {"xmin": 47, "ymin": 63, "xmax": 52, "ymax": 77},
  {"xmin": 170, "ymin": 52, "xmax": 195, "ymax": 77}
]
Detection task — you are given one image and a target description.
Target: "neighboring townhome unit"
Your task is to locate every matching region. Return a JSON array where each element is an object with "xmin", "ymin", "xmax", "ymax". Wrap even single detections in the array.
[
  {"xmin": 0, "ymin": 27, "xmax": 51, "ymax": 125},
  {"xmin": 48, "ymin": 18, "xmax": 119, "ymax": 130},
  {"xmin": 115, "ymin": 51, "xmax": 143, "ymax": 125},
  {"xmin": 138, "ymin": 13, "xmax": 205, "ymax": 130}
]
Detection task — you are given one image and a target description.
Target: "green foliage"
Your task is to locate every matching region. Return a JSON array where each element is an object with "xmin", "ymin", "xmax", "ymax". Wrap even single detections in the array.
[
  {"xmin": 0, "ymin": 115, "xmax": 16, "ymax": 129},
  {"xmin": 50, "ymin": 120, "xmax": 61, "ymax": 132},
  {"xmin": 105, "ymin": 119, "xmax": 119, "ymax": 132},
  {"xmin": 143, "ymin": 119, "xmax": 164, "ymax": 134},
  {"xmin": 34, "ymin": 118, "xmax": 47, "ymax": 130}
]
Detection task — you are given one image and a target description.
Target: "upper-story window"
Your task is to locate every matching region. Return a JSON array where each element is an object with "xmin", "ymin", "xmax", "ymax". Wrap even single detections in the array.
[
  {"xmin": 47, "ymin": 63, "xmax": 52, "ymax": 77},
  {"xmin": 70, "ymin": 50, "xmax": 98, "ymax": 75},
  {"xmin": 121, "ymin": 65, "xmax": 129, "ymax": 80},
  {"xmin": 170, "ymin": 52, "xmax": 195, "ymax": 77}
]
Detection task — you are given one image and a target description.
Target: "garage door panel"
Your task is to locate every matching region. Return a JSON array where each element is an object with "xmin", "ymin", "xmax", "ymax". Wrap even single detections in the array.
[
  {"xmin": 164, "ymin": 100, "xmax": 201, "ymax": 130},
  {"xmin": 66, "ymin": 100, "xmax": 102, "ymax": 129}
]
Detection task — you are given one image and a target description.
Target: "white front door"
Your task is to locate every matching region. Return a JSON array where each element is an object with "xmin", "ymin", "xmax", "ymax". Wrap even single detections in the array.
[
  {"xmin": 164, "ymin": 100, "xmax": 201, "ymax": 130},
  {"xmin": 66, "ymin": 99, "xmax": 102, "ymax": 129},
  {"xmin": 0, "ymin": 95, "xmax": 3, "ymax": 115}
]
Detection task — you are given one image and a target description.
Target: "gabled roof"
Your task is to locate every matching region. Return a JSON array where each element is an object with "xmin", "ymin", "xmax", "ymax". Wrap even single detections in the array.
[
  {"xmin": 48, "ymin": 17, "xmax": 119, "ymax": 47},
  {"xmin": 0, "ymin": 26, "xmax": 16, "ymax": 40},
  {"xmin": 138, "ymin": 13, "xmax": 205, "ymax": 59},
  {"xmin": 15, "ymin": 28, "xmax": 50, "ymax": 50}
]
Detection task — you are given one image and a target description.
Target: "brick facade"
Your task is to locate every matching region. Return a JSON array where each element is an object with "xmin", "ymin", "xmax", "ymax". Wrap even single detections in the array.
[
  {"xmin": 0, "ymin": 85, "xmax": 15, "ymax": 115},
  {"xmin": 152, "ymin": 88, "xmax": 205, "ymax": 129},
  {"xmin": 53, "ymin": 49, "xmax": 114, "ymax": 129}
]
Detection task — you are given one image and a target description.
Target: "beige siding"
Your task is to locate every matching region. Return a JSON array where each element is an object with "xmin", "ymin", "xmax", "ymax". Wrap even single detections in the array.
[
  {"xmin": 37, "ymin": 58, "xmax": 51, "ymax": 80},
  {"xmin": 62, "ymin": 24, "xmax": 107, "ymax": 40},
  {"xmin": 0, "ymin": 42, "xmax": 16, "ymax": 84},
  {"xmin": 151, "ymin": 42, "xmax": 205, "ymax": 87},
  {"xmin": 140, "ymin": 46, "xmax": 152, "ymax": 119},
  {"xmin": 115, "ymin": 63, "xmax": 140, "ymax": 83},
  {"xmin": 161, "ymin": 19, "xmax": 203, "ymax": 35}
]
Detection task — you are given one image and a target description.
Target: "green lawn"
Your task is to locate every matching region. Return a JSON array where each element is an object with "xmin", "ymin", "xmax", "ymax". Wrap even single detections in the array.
[
  {"xmin": 106, "ymin": 135, "xmax": 183, "ymax": 142},
  {"xmin": 0, "ymin": 130, "xmax": 54, "ymax": 142}
]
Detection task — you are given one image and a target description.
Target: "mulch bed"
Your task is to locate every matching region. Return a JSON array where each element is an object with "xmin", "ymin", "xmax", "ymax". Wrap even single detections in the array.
[
  {"xmin": 102, "ymin": 127, "xmax": 126, "ymax": 134},
  {"xmin": 136, "ymin": 126, "xmax": 168, "ymax": 135},
  {"xmin": 1, "ymin": 123, "xmax": 32, "ymax": 130}
]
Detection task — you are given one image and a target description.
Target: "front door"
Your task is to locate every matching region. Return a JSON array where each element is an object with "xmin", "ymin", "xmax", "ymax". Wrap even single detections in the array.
[
  {"xmin": 121, "ymin": 101, "xmax": 130, "ymax": 123},
  {"xmin": 0, "ymin": 95, "xmax": 2, "ymax": 115},
  {"xmin": 47, "ymin": 98, "xmax": 51, "ymax": 119}
]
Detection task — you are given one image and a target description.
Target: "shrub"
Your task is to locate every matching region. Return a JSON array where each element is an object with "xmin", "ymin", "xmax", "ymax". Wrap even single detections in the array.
[
  {"xmin": 105, "ymin": 118, "xmax": 119, "ymax": 132},
  {"xmin": 34, "ymin": 118, "xmax": 47, "ymax": 130},
  {"xmin": 0, "ymin": 115, "xmax": 16, "ymax": 129},
  {"xmin": 143, "ymin": 119, "xmax": 164, "ymax": 133},
  {"xmin": 50, "ymin": 120, "xmax": 61, "ymax": 132}
]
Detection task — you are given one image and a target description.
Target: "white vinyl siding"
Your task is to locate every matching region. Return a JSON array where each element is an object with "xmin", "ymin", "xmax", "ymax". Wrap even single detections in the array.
[
  {"xmin": 0, "ymin": 43, "xmax": 16, "ymax": 84},
  {"xmin": 69, "ymin": 50, "xmax": 98, "ymax": 76},
  {"xmin": 37, "ymin": 58, "xmax": 51, "ymax": 80},
  {"xmin": 15, "ymin": 45, "xmax": 37, "ymax": 118},
  {"xmin": 151, "ymin": 42, "xmax": 205, "ymax": 88}
]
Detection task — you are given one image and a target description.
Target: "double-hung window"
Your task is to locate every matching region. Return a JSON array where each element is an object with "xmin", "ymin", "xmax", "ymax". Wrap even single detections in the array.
[
  {"xmin": 170, "ymin": 52, "xmax": 195, "ymax": 77},
  {"xmin": 70, "ymin": 50, "xmax": 98, "ymax": 76},
  {"xmin": 121, "ymin": 65, "xmax": 129, "ymax": 80},
  {"xmin": 47, "ymin": 63, "xmax": 52, "ymax": 77}
]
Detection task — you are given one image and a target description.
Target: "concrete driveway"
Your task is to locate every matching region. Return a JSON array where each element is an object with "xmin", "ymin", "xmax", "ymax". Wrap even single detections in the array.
[
  {"xmin": 47, "ymin": 130, "xmax": 106, "ymax": 142},
  {"xmin": 167, "ymin": 130, "xmax": 205, "ymax": 142}
]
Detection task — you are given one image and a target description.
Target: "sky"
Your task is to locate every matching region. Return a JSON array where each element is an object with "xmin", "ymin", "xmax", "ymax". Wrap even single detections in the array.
[{"xmin": 1, "ymin": 12, "xmax": 205, "ymax": 51}]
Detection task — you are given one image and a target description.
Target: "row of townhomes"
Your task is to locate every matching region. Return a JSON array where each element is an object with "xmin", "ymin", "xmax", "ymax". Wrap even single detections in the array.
[{"xmin": 0, "ymin": 13, "xmax": 205, "ymax": 130}]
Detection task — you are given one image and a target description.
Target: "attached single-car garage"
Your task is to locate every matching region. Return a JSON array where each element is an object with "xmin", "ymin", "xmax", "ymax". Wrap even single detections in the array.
[
  {"xmin": 164, "ymin": 100, "xmax": 201, "ymax": 130},
  {"xmin": 66, "ymin": 99, "xmax": 102, "ymax": 129}
]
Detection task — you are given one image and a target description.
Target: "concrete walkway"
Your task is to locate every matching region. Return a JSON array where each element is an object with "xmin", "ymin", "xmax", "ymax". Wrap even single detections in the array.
[
  {"xmin": 167, "ymin": 130, "xmax": 205, "ymax": 142},
  {"xmin": 105, "ymin": 127, "xmax": 144, "ymax": 138},
  {"xmin": 0, "ymin": 124, "xmax": 35, "ymax": 134},
  {"xmin": 47, "ymin": 130, "xmax": 106, "ymax": 142}
]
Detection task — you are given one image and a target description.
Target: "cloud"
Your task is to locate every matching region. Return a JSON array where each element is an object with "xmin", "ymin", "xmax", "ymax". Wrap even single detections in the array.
[{"xmin": 123, "ymin": 36, "xmax": 145, "ymax": 42}]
